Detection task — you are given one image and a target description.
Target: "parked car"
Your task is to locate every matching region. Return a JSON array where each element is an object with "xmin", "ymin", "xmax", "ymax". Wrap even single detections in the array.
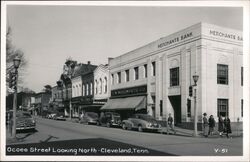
[
  {"xmin": 47, "ymin": 113, "xmax": 57, "ymax": 119},
  {"xmin": 53, "ymin": 113, "xmax": 66, "ymax": 121},
  {"xmin": 79, "ymin": 112, "xmax": 99, "ymax": 125},
  {"xmin": 121, "ymin": 114, "xmax": 161, "ymax": 132},
  {"xmin": 97, "ymin": 112, "xmax": 121, "ymax": 127},
  {"xmin": 15, "ymin": 111, "xmax": 36, "ymax": 131}
]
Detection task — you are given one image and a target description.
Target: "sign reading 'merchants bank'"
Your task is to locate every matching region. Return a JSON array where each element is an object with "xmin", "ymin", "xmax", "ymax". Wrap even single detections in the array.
[
  {"xmin": 209, "ymin": 30, "xmax": 243, "ymax": 41},
  {"xmin": 158, "ymin": 32, "xmax": 193, "ymax": 48},
  {"xmin": 158, "ymin": 29, "xmax": 242, "ymax": 49}
]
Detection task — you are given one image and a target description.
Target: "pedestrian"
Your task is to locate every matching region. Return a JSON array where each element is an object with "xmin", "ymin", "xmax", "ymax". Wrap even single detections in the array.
[
  {"xmin": 224, "ymin": 116, "xmax": 232, "ymax": 138},
  {"xmin": 218, "ymin": 115, "xmax": 224, "ymax": 137},
  {"xmin": 167, "ymin": 113, "xmax": 176, "ymax": 134},
  {"xmin": 203, "ymin": 113, "xmax": 209, "ymax": 137},
  {"xmin": 208, "ymin": 115, "xmax": 215, "ymax": 136}
]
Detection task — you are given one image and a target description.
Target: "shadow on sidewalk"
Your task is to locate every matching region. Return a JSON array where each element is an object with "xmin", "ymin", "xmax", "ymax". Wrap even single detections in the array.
[
  {"xmin": 40, "ymin": 135, "xmax": 59, "ymax": 143},
  {"xmin": 6, "ymin": 129, "xmax": 38, "ymax": 144}
]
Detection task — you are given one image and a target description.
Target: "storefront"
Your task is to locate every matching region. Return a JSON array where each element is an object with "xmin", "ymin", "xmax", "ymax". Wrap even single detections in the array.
[{"xmin": 101, "ymin": 85, "xmax": 147, "ymax": 119}]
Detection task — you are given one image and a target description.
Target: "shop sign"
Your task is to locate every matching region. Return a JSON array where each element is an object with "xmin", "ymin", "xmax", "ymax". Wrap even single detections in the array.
[{"xmin": 111, "ymin": 85, "xmax": 147, "ymax": 97}]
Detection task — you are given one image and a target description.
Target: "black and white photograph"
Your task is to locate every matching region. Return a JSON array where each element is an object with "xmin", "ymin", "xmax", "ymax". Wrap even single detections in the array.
[{"xmin": 1, "ymin": 1, "xmax": 249, "ymax": 162}]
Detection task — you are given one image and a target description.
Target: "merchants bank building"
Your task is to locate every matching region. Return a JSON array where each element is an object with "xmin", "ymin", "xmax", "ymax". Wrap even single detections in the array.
[{"xmin": 101, "ymin": 22, "xmax": 243, "ymax": 129}]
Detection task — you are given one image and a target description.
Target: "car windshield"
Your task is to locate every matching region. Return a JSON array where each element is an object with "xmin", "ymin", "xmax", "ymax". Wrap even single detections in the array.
[
  {"xmin": 112, "ymin": 113, "xmax": 120, "ymax": 117},
  {"xmin": 138, "ymin": 114, "xmax": 155, "ymax": 121},
  {"xmin": 16, "ymin": 112, "xmax": 32, "ymax": 118},
  {"xmin": 86, "ymin": 112, "xmax": 98, "ymax": 118}
]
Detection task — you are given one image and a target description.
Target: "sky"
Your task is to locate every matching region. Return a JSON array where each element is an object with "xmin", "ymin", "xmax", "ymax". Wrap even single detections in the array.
[{"xmin": 6, "ymin": 4, "xmax": 243, "ymax": 93}]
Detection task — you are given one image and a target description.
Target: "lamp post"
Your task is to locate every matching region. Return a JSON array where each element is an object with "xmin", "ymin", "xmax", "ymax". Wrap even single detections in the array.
[
  {"xmin": 193, "ymin": 74, "xmax": 199, "ymax": 137},
  {"xmin": 12, "ymin": 56, "xmax": 21, "ymax": 138}
]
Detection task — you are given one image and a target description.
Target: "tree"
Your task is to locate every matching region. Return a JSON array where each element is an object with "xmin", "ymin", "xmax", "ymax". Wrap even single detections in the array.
[
  {"xmin": 44, "ymin": 85, "xmax": 52, "ymax": 94},
  {"xmin": 61, "ymin": 57, "xmax": 77, "ymax": 85},
  {"xmin": 6, "ymin": 26, "xmax": 27, "ymax": 89}
]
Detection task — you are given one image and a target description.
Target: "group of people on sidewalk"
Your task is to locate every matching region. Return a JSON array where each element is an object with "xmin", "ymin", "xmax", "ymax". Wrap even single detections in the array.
[{"xmin": 203, "ymin": 113, "xmax": 232, "ymax": 138}]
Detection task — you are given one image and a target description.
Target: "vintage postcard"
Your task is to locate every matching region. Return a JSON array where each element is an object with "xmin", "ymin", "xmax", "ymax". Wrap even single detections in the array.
[{"xmin": 1, "ymin": 1, "xmax": 249, "ymax": 162}]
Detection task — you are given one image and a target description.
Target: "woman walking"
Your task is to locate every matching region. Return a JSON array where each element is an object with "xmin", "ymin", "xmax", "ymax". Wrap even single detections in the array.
[
  {"xmin": 224, "ymin": 116, "xmax": 232, "ymax": 138},
  {"xmin": 208, "ymin": 115, "xmax": 215, "ymax": 136},
  {"xmin": 218, "ymin": 115, "xmax": 224, "ymax": 137},
  {"xmin": 203, "ymin": 113, "xmax": 209, "ymax": 137}
]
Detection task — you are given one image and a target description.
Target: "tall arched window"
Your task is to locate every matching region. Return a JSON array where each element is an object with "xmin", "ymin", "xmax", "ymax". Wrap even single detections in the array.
[
  {"xmin": 79, "ymin": 84, "xmax": 82, "ymax": 96},
  {"xmin": 90, "ymin": 83, "xmax": 93, "ymax": 95},
  {"xmin": 86, "ymin": 83, "xmax": 89, "ymax": 96},
  {"xmin": 76, "ymin": 85, "xmax": 78, "ymax": 96},
  {"xmin": 99, "ymin": 78, "xmax": 102, "ymax": 94},
  {"xmin": 72, "ymin": 86, "xmax": 75, "ymax": 97},
  {"xmin": 104, "ymin": 77, "xmax": 107, "ymax": 93},
  {"xmin": 95, "ymin": 80, "xmax": 98, "ymax": 94},
  {"xmin": 82, "ymin": 84, "xmax": 85, "ymax": 96}
]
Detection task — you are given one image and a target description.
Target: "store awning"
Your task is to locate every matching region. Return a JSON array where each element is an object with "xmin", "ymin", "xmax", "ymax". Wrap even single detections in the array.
[{"xmin": 100, "ymin": 96, "xmax": 146, "ymax": 111}]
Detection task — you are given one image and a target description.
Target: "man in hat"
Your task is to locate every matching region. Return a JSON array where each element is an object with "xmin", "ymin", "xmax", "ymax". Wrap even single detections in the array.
[
  {"xmin": 167, "ymin": 113, "xmax": 176, "ymax": 134},
  {"xmin": 203, "ymin": 113, "xmax": 209, "ymax": 137}
]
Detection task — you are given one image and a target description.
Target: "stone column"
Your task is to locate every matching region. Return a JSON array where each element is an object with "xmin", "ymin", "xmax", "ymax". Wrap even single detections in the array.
[
  {"xmin": 155, "ymin": 56, "xmax": 161, "ymax": 119},
  {"xmin": 180, "ymin": 47, "xmax": 187, "ymax": 122},
  {"xmin": 162, "ymin": 53, "xmax": 168, "ymax": 121},
  {"xmin": 147, "ymin": 59, "xmax": 153, "ymax": 116}
]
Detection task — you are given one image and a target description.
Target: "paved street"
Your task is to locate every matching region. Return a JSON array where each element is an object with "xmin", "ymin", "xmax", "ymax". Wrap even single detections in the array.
[{"xmin": 6, "ymin": 117, "xmax": 243, "ymax": 156}]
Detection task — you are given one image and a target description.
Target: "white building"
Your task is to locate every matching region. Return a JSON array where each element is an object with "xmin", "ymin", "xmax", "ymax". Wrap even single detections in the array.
[
  {"xmin": 93, "ymin": 64, "xmax": 110, "ymax": 106},
  {"xmin": 102, "ymin": 22, "xmax": 243, "ymax": 129}
]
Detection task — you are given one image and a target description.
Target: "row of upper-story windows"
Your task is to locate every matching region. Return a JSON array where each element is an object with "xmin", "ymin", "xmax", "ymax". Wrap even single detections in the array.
[
  {"xmin": 72, "ymin": 83, "xmax": 93, "ymax": 97},
  {"xmin": 110, "ymin": 63, "xmax": 243, "ymax": 87},
  {"xmin": 111, "ymin": 61, "xmax": 155, "ymax": 85},
  {"xmin": 72, "ymin": 77, "xmax": 109, "ymax": 97},
  {"xmin": 94, "ymin": 77, "xmax": 108, "ymax": 95},
  {"xmin": 61, "ymin": 64, "xmax": 243, "ymax": 98}
]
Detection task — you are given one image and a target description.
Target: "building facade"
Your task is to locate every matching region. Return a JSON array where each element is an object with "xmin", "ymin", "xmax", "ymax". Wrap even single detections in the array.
[
  {"xmin": 51, "ymin": 85, "xmax": 64, "ymax": 114},
  {"xmin": 104, "ymin": 22, "xmax": 243, "ymax": 128},
  {"xmin": 93, "ymin": 64, "xmax": 110, "ymax": 110},
  {"xmin": 71, "ymin": 62, "xmax": 97, "ymax": 117},
  {"xmin": 34, "ymin": 92, "xmax": 51, "ymax": 116}
]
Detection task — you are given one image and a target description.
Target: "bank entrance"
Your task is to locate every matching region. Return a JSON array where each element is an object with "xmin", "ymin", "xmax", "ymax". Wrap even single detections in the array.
[{"xmin": 168, "ymin": 95, "xmax": 181, "ymax": 125}]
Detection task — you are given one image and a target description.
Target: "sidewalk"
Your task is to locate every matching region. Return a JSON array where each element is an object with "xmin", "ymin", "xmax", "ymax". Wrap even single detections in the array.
[
  {"xmin": 64, "ymin": 116, "xmax": 244, "ymax": 138},
  {"xmin": 161, "ymin": 126, "xmax": 243, "ymax": 138}
]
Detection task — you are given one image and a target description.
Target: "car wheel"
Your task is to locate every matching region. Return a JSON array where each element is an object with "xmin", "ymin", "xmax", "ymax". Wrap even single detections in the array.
[
  {"xmin": 138, "ymin": 125, "xmax": 143, "ymax": 132},
  {"xmin": 122, "ymin": 123, "xmax": 127, "ymax": 130},
  {"xmin": 107, "ymin": 122, "xmax": 111, "ymax": 128}
]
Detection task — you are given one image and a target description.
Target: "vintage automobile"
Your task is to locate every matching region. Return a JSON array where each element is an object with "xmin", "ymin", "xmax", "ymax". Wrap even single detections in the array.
[
  {"xmin": 52, "ymin": 112, "xmax": 66, "ymax": 121},
  {"xmin": 79, "ymin": 112, "xmax": 99, "ymax": 125},
  {"xmin": 121, "ymin": 114, "xmax": 161, "ymax": 132},
  {"xmin": 15, "ymin": 111, "xmax": 36, "ymax": 131},
  {"xmin": 47, "ymin": 113, "xmax": 57, "ymax": 119},
  {"xmin": 97, "ymin": 112, "xmax": 121, "ymax": 127},
  {"xmin": 54, "ymin": 114, "xmax": 66, "ymax": 121}
]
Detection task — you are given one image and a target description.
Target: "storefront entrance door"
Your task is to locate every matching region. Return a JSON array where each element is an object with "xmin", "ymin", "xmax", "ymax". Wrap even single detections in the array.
[{"xmin": 168, "ymin": 95, "xmax": 181, "ymax": 125}]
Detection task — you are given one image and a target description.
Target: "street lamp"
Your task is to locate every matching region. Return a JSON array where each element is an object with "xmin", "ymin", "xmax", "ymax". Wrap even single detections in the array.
[
  {"xmin": 12, "ymin": 56, "xmax": 21, "ymax": 138},
  {"xmin": 193, "ymin": 73, "xmax": 199, "ymax": 137}
]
